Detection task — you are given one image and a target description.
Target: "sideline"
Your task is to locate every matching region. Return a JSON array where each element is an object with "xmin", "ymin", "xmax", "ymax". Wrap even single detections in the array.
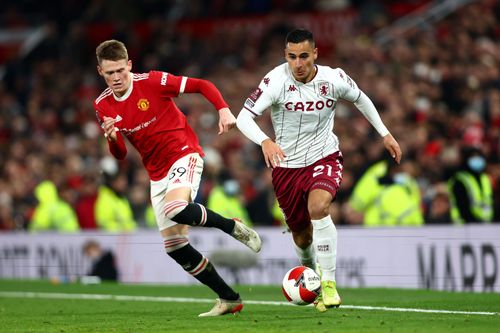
[{"xmin": 0, "ymin": 291, "xmax": 497, "ymax": 316}]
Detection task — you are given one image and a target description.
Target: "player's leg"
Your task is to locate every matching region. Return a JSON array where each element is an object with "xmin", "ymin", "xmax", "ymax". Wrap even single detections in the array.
[
  {"xmin": 161, "ymin": 154, "xmax": 261, "ymax": 252},
  {"xmin": 308, "ymin": 188, "xmax": 341, "ymax": 308},
  {"xmin": 160, "ymin": 225, "xmax": 242, "ymax": 317},
  {"xmin": 306, "ymin": 152, "xmax": 344, "ymax": 308},
  {"xmin": 272, "ymin": 165, "xmax": 327, "ymax": 311},
  {"xmin": 291, "ymin": 224, "xmax": 316, "ymax": 271}
]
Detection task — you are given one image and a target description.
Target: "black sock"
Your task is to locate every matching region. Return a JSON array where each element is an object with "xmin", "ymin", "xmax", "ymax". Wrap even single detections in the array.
[
  {"xmin": 171, "ymin": 203, "xmax": 236, "ymax": 234},
  {"xmin": 167, "ymin": 243, "xmax": 239, "ymax": 301}
]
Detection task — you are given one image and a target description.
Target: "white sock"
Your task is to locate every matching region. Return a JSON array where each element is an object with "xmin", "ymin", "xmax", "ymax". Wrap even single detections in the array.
[
  {"xmin": 311, "ymin": 215, "xmax": 337, "ymax": 282},
  {"xmin": 293, "ymin": 243, "xmax": 316, "ymax": 271}
]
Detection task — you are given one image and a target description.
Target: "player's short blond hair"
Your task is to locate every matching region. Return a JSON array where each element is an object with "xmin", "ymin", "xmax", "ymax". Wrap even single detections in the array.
[{"xmin": 96, "ymin": 39, "xmax": 128, "ymax": 65}]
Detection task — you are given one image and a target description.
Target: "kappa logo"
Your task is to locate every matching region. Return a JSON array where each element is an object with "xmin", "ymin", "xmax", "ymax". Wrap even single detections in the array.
[
  {"xmin": 287, "ymin": 85, "xmax": 297, "ymax": 92},
  {"xmin": 263, "ymin": 77, "xmax": 270, "ymax": 86},
  {"xmin": 137, "ymin": 98, "xmax": 150, "ymax": 111}
]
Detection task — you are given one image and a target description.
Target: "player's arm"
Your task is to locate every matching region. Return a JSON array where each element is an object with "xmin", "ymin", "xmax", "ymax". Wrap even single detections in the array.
[
  {"xmin": 335, "ymin": 68, "xmax": 401, "ymax": 164},
  {"xmin": 353, "ymin": 92, "xmax": 402, "ymax": 164},
  {"xmin": 183, "ymin": 78, "xmax": 236, "ymax": 135},
  {"xmin": 98, "ymin": 113, "xmax": 127, "ymax": 160},
  {"xmin": 236, "ymin": 87, "xmax": 285, "ymax": 168}
]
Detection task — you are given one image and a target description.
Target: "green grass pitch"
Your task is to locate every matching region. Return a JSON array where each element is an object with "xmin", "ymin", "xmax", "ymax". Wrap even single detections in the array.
[{"xmin": 0, "ymin": 279, "xmax": 498, "ymax": 333}]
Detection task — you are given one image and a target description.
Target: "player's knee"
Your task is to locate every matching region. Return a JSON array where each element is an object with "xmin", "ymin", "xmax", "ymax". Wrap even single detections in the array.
[
  {"xmin": 308, "ymin": 201, "xmax": 329, "ymax": 220},
  {"xmin": 164, "ymin": 200, "xmax": 189, "ymax": 220},
  {"xmin": 163, "ymin": 234, "xmax": 189, "ymax": 254},
  {"xmin": 168, "ymin": 202, "xmax": 205, "ymax": 226}
]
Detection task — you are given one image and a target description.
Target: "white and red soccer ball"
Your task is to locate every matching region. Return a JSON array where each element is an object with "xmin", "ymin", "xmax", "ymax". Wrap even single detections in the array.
[{"xmin": 282, "ymin": 266, "xmax": 321, "ymax": 305}]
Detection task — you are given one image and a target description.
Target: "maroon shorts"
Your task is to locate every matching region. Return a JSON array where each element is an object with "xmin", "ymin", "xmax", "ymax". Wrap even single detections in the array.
[{"xmin": 272, "ymin": 152, "xmax": 343, "ymax": 232}]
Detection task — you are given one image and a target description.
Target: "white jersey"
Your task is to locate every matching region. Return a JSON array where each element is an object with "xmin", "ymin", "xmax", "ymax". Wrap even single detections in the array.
[{"xmin": 241, "ymin": 63, "xmax": 361, "ymax": 168}]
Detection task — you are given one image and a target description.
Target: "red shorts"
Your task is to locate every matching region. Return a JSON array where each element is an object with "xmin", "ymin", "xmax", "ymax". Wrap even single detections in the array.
[{"xmin": 272, "ymin": 152, "xmax": 343, "ymax": 232}]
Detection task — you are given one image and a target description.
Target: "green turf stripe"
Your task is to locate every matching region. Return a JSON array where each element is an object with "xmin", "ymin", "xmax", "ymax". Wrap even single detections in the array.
[{"xmin": 0, "ymin": 291, "xmax": 497, "ymax": 316}]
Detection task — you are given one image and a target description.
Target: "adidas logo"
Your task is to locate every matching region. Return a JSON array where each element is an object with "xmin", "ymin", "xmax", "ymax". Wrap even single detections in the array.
[{"xmin": 173, "ymin": 179, "xmax": 181, "ymax": 184}]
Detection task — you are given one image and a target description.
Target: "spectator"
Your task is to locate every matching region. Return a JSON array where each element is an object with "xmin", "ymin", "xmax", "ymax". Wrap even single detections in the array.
[
  {"xmin": 82, "ymin": 239, "xmax": 119, "ymax": 282},
  {"xmin": 207, "ymin": 172, "xmax": 253, "ymax": 227},
  {"xmin": 29, "ymin": 180, "xmax": 80, "ymax": 232},
  {"xmin": 348, "ymin": 158, "xmax": 423, "ymax": 226},
  {"xmin": 95, "ymin": 157, "xmax": 137, "ymax": 232},
  {"xmin": 448, "ymin": 146, "xmax": 494, "ymax": 224},
  {"xmin": 425, "ymin": 188, "xmax": 452, "ymax": 224}
]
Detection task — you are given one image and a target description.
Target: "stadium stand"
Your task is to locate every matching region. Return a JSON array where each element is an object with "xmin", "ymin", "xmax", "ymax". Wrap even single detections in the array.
[{"xmin": 0, "ymin": 0, "xmax": 498, "ymax": 230}]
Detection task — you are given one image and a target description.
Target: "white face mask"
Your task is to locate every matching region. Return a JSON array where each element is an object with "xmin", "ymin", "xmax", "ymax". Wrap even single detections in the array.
[
  {"xmin": 223, "ymin": 180, "xmax": 240, "ymax": 196},
  {"xmin": 467, "ymin": 156, "xmax": 486, "ymax": 172},
  {"xmin": 393, "ymin": 172, "xmax": 409, "ymax": 185}
]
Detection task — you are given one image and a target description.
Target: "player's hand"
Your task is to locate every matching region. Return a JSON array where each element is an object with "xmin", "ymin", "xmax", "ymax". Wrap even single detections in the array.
[
  {"xmin": 262, "ymin": 138, "xmax": 286, "ymax": 168},
  {"xmin": 103, "ymin": 116, "xmax": 118, "ymax": 142},
  {"xmin": 383, "ymin": 133, "xmax": 402, "ymax": 164},
  {"xmin": 217, "ymin": 107, "xmax": 236, "ymax": 135}
]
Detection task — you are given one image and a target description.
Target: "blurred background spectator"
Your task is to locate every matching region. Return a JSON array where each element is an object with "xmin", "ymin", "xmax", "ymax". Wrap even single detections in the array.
[
  {"xmin": 82, "ymin": 239, "xmax": 119, "ymax": 282},
  {"xmin": 448, "ymin": 146, "xmax": 494, "ymax": 223},
  {"xmin": 0, "ymin": 0, "xmax": 499, "ymax": 231},
  {"xmin": 94, "ymin": 156, "xmax": 137, "ymax": 232}
]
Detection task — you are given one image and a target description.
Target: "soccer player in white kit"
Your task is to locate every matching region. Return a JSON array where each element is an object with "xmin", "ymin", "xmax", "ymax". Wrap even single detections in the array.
[{"xmin": 237, "ymin": 29, "xmax": 402, "ymax": 312}]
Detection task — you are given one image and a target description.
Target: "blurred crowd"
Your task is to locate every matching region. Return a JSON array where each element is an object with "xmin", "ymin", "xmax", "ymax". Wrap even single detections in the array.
[{"xmin": 0, "ymin": 0, "xmax": 499, "ymax": 231}]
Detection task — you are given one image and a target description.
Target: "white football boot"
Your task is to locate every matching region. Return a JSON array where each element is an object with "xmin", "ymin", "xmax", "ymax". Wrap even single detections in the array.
[
  {"xmin": 198, "ymin": 298, "xmax": 243, "ymax": 317},
  {"xmin": 231, "ymin": 218, "xmax": 262, "ymax": 253}
]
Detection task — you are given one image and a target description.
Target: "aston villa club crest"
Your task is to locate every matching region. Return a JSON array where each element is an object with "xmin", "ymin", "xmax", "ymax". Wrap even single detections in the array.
[
  {"xmin": 137, "ymin": 98, "xmax": 150, "ymax": 111},
  {"xmin": 318, "ymin": 82, "xmax": 329, "ymax": 96}
]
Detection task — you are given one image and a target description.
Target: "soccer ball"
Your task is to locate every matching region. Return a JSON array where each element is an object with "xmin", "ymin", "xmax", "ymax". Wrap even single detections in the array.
[{"xmin": 282, "ymin": 266, "xmax": 321, "ymax": 305}]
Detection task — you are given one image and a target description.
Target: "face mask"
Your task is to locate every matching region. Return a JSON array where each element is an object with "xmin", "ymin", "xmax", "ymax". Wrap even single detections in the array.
[
  {"xmin": 393, "ymin": 172, "xmax": 409, "ymax": 185},
  {"xmin": 467, "ymin": 156, "xmax": 486, "ymax": 172},
  {"xmin": 223, "ymin": 180, "xmax": 240, "ymax": 196}
]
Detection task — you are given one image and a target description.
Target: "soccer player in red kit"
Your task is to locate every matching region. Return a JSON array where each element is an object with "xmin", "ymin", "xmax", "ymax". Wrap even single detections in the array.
[
  {"xmin": 94, "ymin": 40, "xmax": 261, "ymax": 317},
  {"xmin": 237, "ymin": 29, "xmax": 402, "ymax": 312}
]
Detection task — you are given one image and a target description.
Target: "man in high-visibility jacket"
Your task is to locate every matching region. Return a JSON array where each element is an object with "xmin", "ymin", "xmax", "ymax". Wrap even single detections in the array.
[
  {"xmin": 207, "ymin": 178, "xmax": 253, "ymax": 227},
  {"xmin": 448, "ymin": 147, "xmax": 493, "ymax": 224},
  {"xmin": 349, "ymin": 158, "xmax": 423, "ymax": 226},
  {"xmin": 29, "ymin": 180, "xmax": 80, "ymax": 232},
  {"xmin": 95, "ymin": 159, "xmax": 137, "ymax": 232}
]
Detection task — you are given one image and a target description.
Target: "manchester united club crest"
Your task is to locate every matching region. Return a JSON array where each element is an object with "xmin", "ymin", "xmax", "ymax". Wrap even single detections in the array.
[{"xmin": 137, "ymin": 98, "xmax": 150, "ymax": 111}]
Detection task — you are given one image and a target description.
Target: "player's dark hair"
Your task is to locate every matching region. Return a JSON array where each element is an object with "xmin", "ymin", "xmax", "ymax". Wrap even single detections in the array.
[
  {"xmin": 285, "ymin": 29, "xmax": 315, "ymax": 47},
  {"xmin": 96, "ymin": 39, "xmax": 128, "ymax": 65}
]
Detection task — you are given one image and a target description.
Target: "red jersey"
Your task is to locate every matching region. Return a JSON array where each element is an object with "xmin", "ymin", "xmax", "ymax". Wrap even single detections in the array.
[{"xmin": 94, "ymin": 71, "xmax": 205, "ymax": 181}]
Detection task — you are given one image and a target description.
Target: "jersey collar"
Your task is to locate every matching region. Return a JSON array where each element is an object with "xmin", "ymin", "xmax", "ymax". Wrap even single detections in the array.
[{"xmin": 113, "ymin": 73, "xmax": 134, "ymax": 102}]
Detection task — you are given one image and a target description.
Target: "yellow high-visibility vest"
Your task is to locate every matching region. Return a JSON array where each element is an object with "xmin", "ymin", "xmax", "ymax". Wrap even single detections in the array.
[
  {"xmin": 30, "ymin": 180, "xmax": 80, "ymax": 232},
  {"xmin": 95, "ymin": 185, "xmax": 137, "ymax": 232},
  {"xmin": 448, "ymin": 171, "xmax": 493, "ymax": 224},
  {"xmin": 207, "ymin": 185, "xmax": 253, "ymax": 226},
  {"xmin": 365, "ymin": 182, "xmax": 424, "ymax": 227},
  {"xmin": 349, "ymin": 161, "xmax": 387, "ymax": 224}
]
